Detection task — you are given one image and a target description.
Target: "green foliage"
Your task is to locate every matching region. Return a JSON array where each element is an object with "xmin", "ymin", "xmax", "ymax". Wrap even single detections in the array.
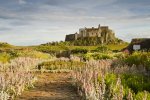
[
  {"xmin": 83, "ymin": 53, "xmax": 114, "ymax": 60},
  {"xmin": 34, "ymin": 45, "xmax": 97, "ymax": 53},
  {"xmin": 71, "ymin": 48, "xmax": 88, "ymax": 54},
  {"xmin": 0, "ymin": 49, "xmax": 52, "ymax": 63},
  {"xmin": 105, "ymin": 73, "xmax": 117, "ymax": 86},
  {"xmin": 94, "ymin": 45, "xmax": 110, "ymax": 52},
  {"xmin": 113, "ymin": 52, "xmax": 126, "ymax": 59},
  {"xmin": 124, "ymin": 52, "xmax": 150, "ymax": 69},
  {"xmin": 0, "ymin": 52, "xmax": 11, "ymax": 63},
  {"xmin": 83, "ymin": 53, "xmax": 92, "ymax": 60},
  {"xmin": 34, "ymin": 45, "xmax": 68, "ymax": 54},
  {"xmin": 135, "ymin": 91, "xmax": 150, "ymax": 100},
  {"xmin": 103, "ymin": 54, "xmax": 150, "ymax": 99},
  {"xmin": 8, "ymin": 50, "xmax": 20, "ymax": 58},
  {"xmin": 0, "ymin": 42, "xmax": 13, "ymax": 48},
  {"xmin": 121, "ymin": 74, "xmax": 150, "ymax": 93},
  {"xmin": 93, "ymin": 53, "xmax": 113, "ymax": 60},
  {"xmin": 106, "ymin": 43, "xmax": 128, "ymax": 51},
  {"xmin": 99, "ymin": 73, "xmax": 150, "ymax": 99},
  {"xmin": 102, "ymin": 73, "xmax": 130, "ymax": 99},
  {"xmin": 16, "ymin": 50, "xmax": 52, "ymax": 59},
  {"xmin": 41, "ymin": 41, "xmax": 73, "ymax": 46},
  {"xmin": 33, "ymin": 43, "xmax": 128, "ymax": 56},
  {"xmin": 38, "ymin": 61, "xmax": 85, "ymax": 70}
]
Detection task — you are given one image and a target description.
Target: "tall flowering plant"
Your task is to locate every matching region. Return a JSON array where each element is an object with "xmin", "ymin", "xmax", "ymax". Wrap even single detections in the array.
[
  {"xmin": 71, "ymin": 60, "xmax": 139, "ymax": 100},
  {"xmin": 72, "ymin": 60, "xmax": 112, "ymax": 100},
  {"xmin": 0, "ymin": 57, "xmax": 43, "ymax": 100}
]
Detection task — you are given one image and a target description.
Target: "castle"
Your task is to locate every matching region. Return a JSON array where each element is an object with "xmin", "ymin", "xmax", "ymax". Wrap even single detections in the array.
[{"xmin": 65, "ymin": 24, "xmax": 116, "ymax": 43}]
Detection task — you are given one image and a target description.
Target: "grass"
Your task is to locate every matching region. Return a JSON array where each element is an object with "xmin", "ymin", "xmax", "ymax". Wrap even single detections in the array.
[
  {"xmin": 0, "ymin": 49, "xmax": 52, "ymax": 63},
  {"xmin": 33, "ymin": 45, "xmax": 97, "ymax": 51},
  {"xmin": 32, "ymin": 43, "xmax": 128, "ymax": 54},
  {"xmin": 106, "ymin": 43, "xmax": 128, "ymax": 51},
  {"xmin": 124, "ymin": 51, "xmax": 150, "ymax": 69},
  {"xmin": 38, "ymin": 60, "xmax": 85, "ymax": 70}
]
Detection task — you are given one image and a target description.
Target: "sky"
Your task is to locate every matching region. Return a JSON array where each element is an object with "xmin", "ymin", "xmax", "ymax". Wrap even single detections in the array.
[{"xmin": 0, "ymin": 0, "xmax": 150, "ymax": 46}]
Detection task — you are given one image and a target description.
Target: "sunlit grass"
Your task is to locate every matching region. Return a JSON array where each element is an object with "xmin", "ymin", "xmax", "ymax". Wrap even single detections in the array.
[{"xmin": 106, "ymin": 43, "xmax": 129, "ymax": 51}]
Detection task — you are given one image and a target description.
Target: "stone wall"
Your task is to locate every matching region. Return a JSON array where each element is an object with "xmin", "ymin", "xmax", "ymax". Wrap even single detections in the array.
[{"xmin": 65, "ymin": 34, "xmax": 76, "ymax": 41}]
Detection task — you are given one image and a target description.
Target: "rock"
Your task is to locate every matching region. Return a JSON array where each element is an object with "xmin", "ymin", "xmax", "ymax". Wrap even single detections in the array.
[{"xmin": 65, "ymin": 24, "xmax": 121, "ymax": 45}]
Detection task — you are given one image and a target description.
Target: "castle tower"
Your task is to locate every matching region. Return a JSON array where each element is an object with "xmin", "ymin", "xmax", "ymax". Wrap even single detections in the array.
[
  {"xmin": 97, "ymin": 24, "xmax": 101, "ymax": 37},
  {"xmin": 75, "ymin": 32, "xmax": 78, "ymax": 40}
]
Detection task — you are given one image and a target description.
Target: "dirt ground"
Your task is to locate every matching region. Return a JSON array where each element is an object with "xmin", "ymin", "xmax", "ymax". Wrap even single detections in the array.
[{"xmin": 17, "ymin": 72, "xmax": 81, "ymax": 100}]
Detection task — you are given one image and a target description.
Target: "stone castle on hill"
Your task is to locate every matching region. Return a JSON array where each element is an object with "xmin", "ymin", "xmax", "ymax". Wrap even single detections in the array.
[{"xmin": 65, "ymin": 24, "xmax": 116, "ymax": 43}]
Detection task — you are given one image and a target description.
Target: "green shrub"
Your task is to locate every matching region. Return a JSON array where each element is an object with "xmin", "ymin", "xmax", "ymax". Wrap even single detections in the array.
[
  {"xmin": 103, "ymin": 73, "xmax": 130, "ymax": 99},
  {"xmin": 83, "ymin": 53, "xmax": 93, "ymax": 60},
  {"xmin": 95, "ymin": 46, "xmax": 110, "ymax": 52},
  {"xmin": 38, "ymin": 61, "xmax": 85, "ymax": 70},
  {"xmin": 105, "ymin": 73, "xmax": 117, "ymax": 86},
  {"xmin": 121, "ymin": 74, "xmax": 150, "ymax": 93},
  {"xmin": 0, "ymin": 52, "xmax": 11, "ymax": 63},
  {"xmin": 102, "ymin": 73, "xmax": 150, "ymax": 99},
  {"xmin": 124, "ymin": 52, "xmax": 150, "ymax": 69},
  {"xmin": 93, "ymin": 53, "xmax": 113, "ymax": 60},
  {"xmin": 83, "ymin": 53, "xmax": 114, "ymax": 60},
  {"xmin": 135, "ymin": 91, "xmax": 150, "ymax": 100},
  {"xmin": 71, "ymin": 48, "xmax": 88, "ymax": 54},
  {"xmin": 113, "ymin": 52, "xmax": 126, "ymax": 59}
]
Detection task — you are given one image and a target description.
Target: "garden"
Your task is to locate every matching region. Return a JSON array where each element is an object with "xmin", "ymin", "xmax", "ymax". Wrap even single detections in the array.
[{"xmin": 0, "ymin": 44, "xmax": 150, "ymax": 100}]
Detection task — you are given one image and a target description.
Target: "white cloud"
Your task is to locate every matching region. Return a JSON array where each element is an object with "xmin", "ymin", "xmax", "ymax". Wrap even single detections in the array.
[
  {"xmin": 18, "ymin": 0, "xmax": 26, "ymax": 4},
  {"xmin": 0, "ymin": 0, "xmax": 150, "ymax": 45}
]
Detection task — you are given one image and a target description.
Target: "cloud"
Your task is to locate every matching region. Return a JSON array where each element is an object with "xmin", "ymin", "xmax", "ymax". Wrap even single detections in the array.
[
  {"xmin": 0, "ymin": 27, "xmax": 12, "ymax": 31},
  {"xmin": 18, "ymin": 0, "xmax": 27, "ymax": 4},
  {"xmin": 0, "ymin": 0, "xmax": 149, "ymax": 45}
]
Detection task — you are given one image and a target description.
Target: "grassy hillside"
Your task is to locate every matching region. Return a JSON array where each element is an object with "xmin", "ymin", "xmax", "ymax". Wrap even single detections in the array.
[
  {"xmin": 0, "ymin": 42, "xmax": 14, "ymax": 48},
  {"xmin": 33, "ymin": 43, "xmax": 128, "ymax": 54},
  {"xmin": 106, "ymin": 43, "xmax": 128, "ymax": 51}
]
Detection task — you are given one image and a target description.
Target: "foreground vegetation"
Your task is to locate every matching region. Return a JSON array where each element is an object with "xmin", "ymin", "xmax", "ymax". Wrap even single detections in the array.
[
  {"xmin": 72, "ymin": 60, "xmax": 150, "ymax": 100},
  {"xmin": 34, "ymin": 50, "xmax": 150, "ymax": 99},
  {"xmin": 0, "ymin": 46, "xmax": 53, "ymax": 99},
  {"xmin": 34, "ymin": 43, "xmax": 128, "ymax": 54},
  {"xmin": 0, "ymin": 42, "xmax": 149, "ymax": 100},
  {"xmin": 0, "ymin": 57, "xmax": 42, "ymax": 99}
]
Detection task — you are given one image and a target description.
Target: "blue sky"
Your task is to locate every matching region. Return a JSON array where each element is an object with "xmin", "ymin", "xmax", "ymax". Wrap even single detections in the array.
[{"xmin": 0, "ymin": 0, "xmax": 150, "ymax": 46}]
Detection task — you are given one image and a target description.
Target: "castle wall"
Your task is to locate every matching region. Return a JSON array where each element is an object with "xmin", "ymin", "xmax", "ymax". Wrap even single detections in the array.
[
  {"xmin": 100, "ymin": 26, "xmax": 109, "ymax": 30},
  {"xmin": 87, "ymin": 28, "xmax": 99, "ymax": 37},
  {"xmin": 97, "ymin": 28, "xmax": 101, "ymax": 37},
  {"xmin": 79, "ymin": 28, "xmax": 86, "ymax": 38},
  {"xmin": 65, "ymin": 34, "xmax": 76, "ymax": 41},
  {"xmin": 65, "ymin": 24, "xmax": 116, "ymax": 43}
]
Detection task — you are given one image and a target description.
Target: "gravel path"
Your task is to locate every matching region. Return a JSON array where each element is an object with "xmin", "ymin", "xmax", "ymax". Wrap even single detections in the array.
[{"xmin": 17, "ymin": 72, "xmax": 81, "ymax": 100}]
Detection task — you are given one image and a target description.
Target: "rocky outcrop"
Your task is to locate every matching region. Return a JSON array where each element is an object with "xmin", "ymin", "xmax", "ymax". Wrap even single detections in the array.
[{"xmin": 65, "ymin": 24, "xmax": 117, "ymax": 44}]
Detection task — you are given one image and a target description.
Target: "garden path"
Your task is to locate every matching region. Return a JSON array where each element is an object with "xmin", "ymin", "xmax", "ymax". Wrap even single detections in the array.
[{"xmin": 17, "ymin": 72, "xmax": 80, "ymax": 100}]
